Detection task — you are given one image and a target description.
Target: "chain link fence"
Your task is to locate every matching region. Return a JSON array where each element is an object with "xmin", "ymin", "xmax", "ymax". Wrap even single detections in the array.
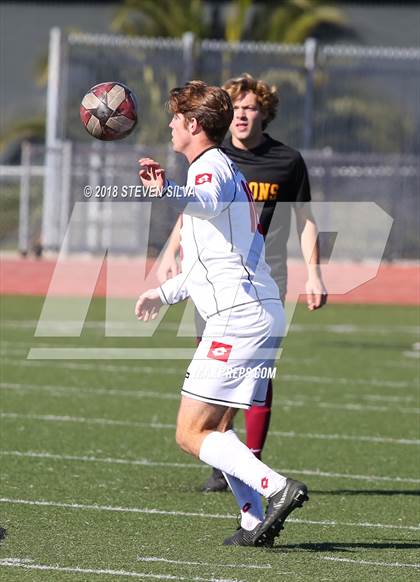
[
  {"xmin": 1, "ymin": 30, "xmax": 419, "ymax": 259},
  {"xmin": 60, "ymin": 32, "xmax": 420, "ymax": 155},
  {"xmin": 7, "ymin": 141, "xmax": 417, "ymax": 260}
]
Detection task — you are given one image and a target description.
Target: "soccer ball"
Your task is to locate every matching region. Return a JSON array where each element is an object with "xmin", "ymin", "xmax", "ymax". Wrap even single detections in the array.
[{"xmin": 80, "ymin": 82, "xmax": 138, "ymax": 141}]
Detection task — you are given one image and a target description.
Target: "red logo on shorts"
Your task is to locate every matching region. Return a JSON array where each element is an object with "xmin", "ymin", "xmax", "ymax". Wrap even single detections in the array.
[
  {"xmin": 207, "ymin": 341, "xmax": 232, "ymax": 362},
  {"xmin": 242, "ymin": 502, "xmax": 251, "ymax": 513},
  {"xmin": 195, "ymin": 172, "xmax": 212, "ymax": 185},
  {"xmin": 261, "ymin": 477, "xmax": 269, "ymax": 489}
]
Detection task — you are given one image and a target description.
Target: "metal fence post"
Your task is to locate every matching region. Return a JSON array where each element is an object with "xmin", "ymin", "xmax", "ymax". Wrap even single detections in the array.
[
  {"xmin": 303, "ymin": 37, "xmax": 318, "ymax": 150},
  {"xmin": 59, "ymin": 141, "xmax": 73, "ymax": 255},
  {"xmin": 19, "ymin": 142, "xmax": 31, "ymax": 256},
  {"xmin": 182, "ymin": 32, "xmax": 197, "ymax": 83},
  {"xmin": 86, "ymin": 146, "xmax": 103, "ymax": 252},
  {"xmin": 42, "ymin": 27, "xmax": 67, "ymax": 251}
]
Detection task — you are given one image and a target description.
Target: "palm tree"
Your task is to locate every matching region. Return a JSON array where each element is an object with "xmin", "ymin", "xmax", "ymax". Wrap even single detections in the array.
[
  {"xmin": 0, "ymin": 117, "xmax": 45, "ymax": 155},
  {"xmin": 112, "ymin": 0, "xmax": 210, "ymax": 38},
  {"xmin": 249, "ymin": 0, "xmax": 353, "ymax": 44},
  {"xmin": 112, "ymin": 0, "xmax": 353, "ymax": 44}
]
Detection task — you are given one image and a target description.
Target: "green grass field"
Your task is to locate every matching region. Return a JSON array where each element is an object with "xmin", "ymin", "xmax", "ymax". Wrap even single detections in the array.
[{"xmin": 0, "ymin": 295, "xmax": 419, "ymax": 581}]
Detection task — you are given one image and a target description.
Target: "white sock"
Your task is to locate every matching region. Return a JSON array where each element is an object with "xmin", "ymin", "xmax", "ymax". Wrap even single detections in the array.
[
  {"xmin": 223, "ymin": 472, "xmax": 264, "ymax": 531},
  {"xmin": 199, "ymin": 430, "xmax": 286, "ymax": 498}
]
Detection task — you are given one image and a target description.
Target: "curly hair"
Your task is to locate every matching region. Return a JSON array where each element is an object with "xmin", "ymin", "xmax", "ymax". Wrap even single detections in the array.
[
  {"xmin": 223, "ymin": 73, "xmax": 279, "ymax": 130},
  {"xmin": 168, "ymin": 81, "xmax": 233, "ymax": 144}
]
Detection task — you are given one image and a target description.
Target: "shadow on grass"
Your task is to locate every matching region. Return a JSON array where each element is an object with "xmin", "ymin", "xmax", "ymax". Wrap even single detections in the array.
[
  {"xmin": 270, "ymin": 540, "xmax": 420, "ymax": 553},
  {"xmin": 311, "ymin": 489, "xmax": 420, "ymax": 496}
]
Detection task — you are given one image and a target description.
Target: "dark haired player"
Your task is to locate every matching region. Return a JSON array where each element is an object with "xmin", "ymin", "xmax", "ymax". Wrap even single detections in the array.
[
  {"xmin": 136, "ymin": 80, "xmax": 308, "ymax": 547},
  {"xmin": 158, "ymin": 74, "xmax": 327, "ymax": 493}
]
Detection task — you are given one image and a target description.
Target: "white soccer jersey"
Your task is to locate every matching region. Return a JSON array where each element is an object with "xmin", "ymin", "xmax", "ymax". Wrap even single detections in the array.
[{"xmin": 158, "ymin": 147, "xmax": 280, "ymax": 320}]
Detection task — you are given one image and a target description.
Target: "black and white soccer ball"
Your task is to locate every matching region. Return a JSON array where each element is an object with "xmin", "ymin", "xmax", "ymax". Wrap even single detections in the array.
[{"xmin": 80, "ymin": 82, "xmax": 138, "ymax": 141}]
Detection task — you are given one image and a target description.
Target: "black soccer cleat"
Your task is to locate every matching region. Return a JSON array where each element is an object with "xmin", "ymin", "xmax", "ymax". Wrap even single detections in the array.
[
  {"xmin": 201, "ymin": 468, "xmax": 228, "ymax": 492},
  {"xmin": 223, "ymin": 525, "xmax": 273, "ymax": 547},
  {"xmin": 252, "ymin": 478, "xmax": 309, "ymax": 547}
]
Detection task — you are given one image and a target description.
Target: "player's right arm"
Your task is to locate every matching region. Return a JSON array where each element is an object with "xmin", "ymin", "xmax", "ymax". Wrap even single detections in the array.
[{"xmin": 157, "ymin": 216, "xmax": 182, "ymax": 284}]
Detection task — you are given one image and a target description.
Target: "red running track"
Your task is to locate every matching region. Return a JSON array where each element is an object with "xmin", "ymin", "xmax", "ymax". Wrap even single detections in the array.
[{"xmin": 0, "ymin": 256, "xmax": 418, "ymax": 305}]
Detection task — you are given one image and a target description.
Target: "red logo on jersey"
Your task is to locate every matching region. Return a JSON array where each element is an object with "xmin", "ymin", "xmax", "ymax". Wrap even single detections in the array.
[
  {"xmin": 261, "ymin": 477, "xmax": 269, "ymax": 489},
  {"xmin": 195, "ymin": 172, "xmax": 212, "ymax": 185},
  {"xmin": 242, "ymin": 502, "xmax": 251, "ymax": 513},
  {"xmin": 207, "ymin": 341, "xmax": 232, "ymax": 362}
]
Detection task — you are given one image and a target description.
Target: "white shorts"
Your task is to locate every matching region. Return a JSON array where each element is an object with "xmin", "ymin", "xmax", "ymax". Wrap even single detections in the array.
[{"xmin": 181, "ymin": 300, "xmax": 284, "ymax": 409}]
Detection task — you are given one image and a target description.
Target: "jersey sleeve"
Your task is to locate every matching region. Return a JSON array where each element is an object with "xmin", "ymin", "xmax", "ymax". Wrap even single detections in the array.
[
  {"xmin": 158, "ymin": 272, "xmax": 189, "ymax": 305},
  {"xmin": 293, "ymin": 154, "xmax": 311, "ymax": 204}
]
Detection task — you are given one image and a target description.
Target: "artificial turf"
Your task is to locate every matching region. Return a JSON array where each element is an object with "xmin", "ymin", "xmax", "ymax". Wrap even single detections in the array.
[{"xmin": 0, "ymin": 295, "xmax": 419, "ymax": 581}]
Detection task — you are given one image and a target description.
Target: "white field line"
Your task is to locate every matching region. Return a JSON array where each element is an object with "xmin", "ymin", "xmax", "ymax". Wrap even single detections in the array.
[
  {"xmin": 8, "ymin": 359, "xmax": 186, "ymax": 375},
  {"xmin": 4, "ymin": 382, "xmax": 419, "ymax": 406},
  {"xmin": 6, "ymin": 353, "xmax": 419, "ymax": 377},
  {"xmin": 383, "ymin": 360, "xmax": 420, "ymax": 369},
  {"xmin": 1, "ymin": 450, "xmax": 200, "ymax": 470},
  {"xmin": 267, "ymin": 430, "xmax": 420, "ymax": 446},
  {"xmin": 3, "ymin": 320, "xmax": 419, "ymax": 335},
  {"xmin": 2, "ymin": 343, "xmax": 317, "ymax": 365},
  {"xmin": 347, "ymin": 394, "xmax": 417, "ymax": 404},
  {"xmin": 0, "ymin": 382, "xmax": 180, "ymax": 401},
  {"xmin": 1, "ymin": 341, "xmax": 49, "ymax": 347},
  {"xmin": 1, "ymin": 382, "xmax": 179, "ymax": 401},
  {"xmin": 4, "ymin": 357, "xmax": 419, "ymax": 391},
  {"xmin": 0, "ymin": 374, "xmax": 420, "ymax": 403},
  {"xmin": 321, "ymin": 556, "xmax": 420, "ymax": 570},
  {"xmin": 2, "ymin": 382, "xmax": 419, "ymax": 415},
  {"xmin": 0, "ymin": 411, "xmax": 176, "ymax": 430},
  {"xmin": 1, "ymin": 556, "xmax": 419, "ymax": 577},
  {"xmin": 0, "ymin": 558, "xmax": 239, "ymax": 582},
  {"xmin": 137, "ymin": 556, "xmax": 420, "ymax": 574},
  {"xmin": 1, "ymin": 349, "xmax": 316, "ymax": 366},
  {"xmin": 12, "ymin": 350, "xmax": 408, "ymax": 370},
  {"xmin": 1, "ymin": 497, "xmax": 420, "ymax": 532},
  {"xmin": 1, "ymin": 410, "xmax": 419, "ymax": 448},
  {"xmin": 281, "ymin": 374, "xmax": 417, "ymax": 390},
  {"xmin": 137, "ymin": 557, "xmax": 273, "ymax": 571},
  {"xmin": 2, "ymin": 450, "xmax": 420, "ymax": 485},
  {"xmin": 0, "ymin": 348, "xmax": 30, "ymax": 357},
  {"xmin": 288, "ymin": 323, "xmax": 420, "ymax": 335},
  {"xmin": 314, "ymin": 402, "xmax": 419, "ymax": 414}
]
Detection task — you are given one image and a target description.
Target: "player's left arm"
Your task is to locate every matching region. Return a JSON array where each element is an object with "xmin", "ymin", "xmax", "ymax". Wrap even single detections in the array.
[
  {"xmin": 295, "ymin": 204, "xmax": 327, "ymax": 310},
  {"xmin": 292, "ymin": 154, "xmax": 327, "ymax": 310}
]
